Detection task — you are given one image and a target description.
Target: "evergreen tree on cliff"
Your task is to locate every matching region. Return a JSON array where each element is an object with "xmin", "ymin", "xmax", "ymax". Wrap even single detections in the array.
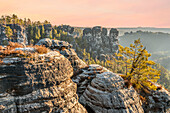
[
  {"xmin": 5, "ymin": 26, "xmax": 13, "ymax": 40},
  {"xmin": 110, "ymin": 39, "xmax": 160, "ymax": 90}
]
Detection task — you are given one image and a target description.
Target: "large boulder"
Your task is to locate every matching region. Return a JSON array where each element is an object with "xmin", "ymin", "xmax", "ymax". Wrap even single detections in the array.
[
  {"xmin": 0, "ymin": 48, "xmax": 87, "ymax": 113},
  {"xmin": 79, "ymin": 71, "xmax": 144, "ymax": 113}
]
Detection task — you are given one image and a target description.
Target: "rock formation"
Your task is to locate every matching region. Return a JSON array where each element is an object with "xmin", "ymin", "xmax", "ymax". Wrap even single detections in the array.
[
  {"xmin": 0, "ymin": 47, "xmax": 87, "ymax": 113},
  {"xmin": 73, "ymin": 64, "xmax": 170, "ymax": 113},
  {"xmin": 82, "ymin": 26, "xmax": 119, "ymax": 59},
  {"xmin": 36, "ymin": 38, "xmax": 88, "ymax": 73},
  {"xmin": 0, "ymin": 24, "xmax": 27, "ymax": 45},
  {"xmin": 72, "ymin": 64, "xmax": 110, "ymax": 97},
  {"xmin": 57, "ymin": 25, "xmax": 74, "ymax": 35},
  {"xmin": 72, "ymin": 64, "xmax": 144, "ymax": 113},
  {"xmin": 0, "ymin": 40, "xmax": 169, "ymax": 113},
  {"xmin": 43, "ymin": 24, "xmax": 53, "ymax": 38},
  {"xmin": 141, "ymin": 86, "xmax": 170, "ymax": 113},
  {"xmin": 79, "ymin": 71, "xmax": 144, "ymax": 113}
]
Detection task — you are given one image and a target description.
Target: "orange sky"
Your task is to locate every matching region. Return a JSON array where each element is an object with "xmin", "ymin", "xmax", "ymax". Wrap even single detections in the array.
[{"xmin": 0, "ymin": 0, "xmax": 170, "ymax": 28}]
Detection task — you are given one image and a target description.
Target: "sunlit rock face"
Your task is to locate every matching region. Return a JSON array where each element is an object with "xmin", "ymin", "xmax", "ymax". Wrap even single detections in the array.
[
  {"xmin": 36, "ymin": 38, "xmax": 88, "ymax": 73},
  {"xmin": 82, "ymin": 26, "xmax": 119, "ymax": 59},
  {"xmin": 79, "ymin": 71, "xmax": 144, "ymax": 113},
  {"xmin": 0, "ymin": 50, "xmax": 87, "ymax": 113},
  {"xmin": 0, "ymin": 24, "xmax": 28, "ymax": 45},
  {"xmin": 72, "ymin": 64, "xmax": 144, "ymax": 113}
]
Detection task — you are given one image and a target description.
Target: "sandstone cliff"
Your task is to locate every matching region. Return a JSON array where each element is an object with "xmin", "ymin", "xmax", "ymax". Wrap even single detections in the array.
[
  {"xmin": 0, "ymin": 24, "xmax": 27, "ymax": 45},
  {"xmin": 82, "ymin": 26, "xmax": 119, "ymax": 59},
  {"xmin": 0, "ymin": 40, "xmax": 169, "ymax": 113},
  {"xmin": 73, "ymin": 64, "xmax": 144, "ymax": 113},
  {"xmin": 0, "ymin": 45, "xmax": 87, "ymax": 113}
]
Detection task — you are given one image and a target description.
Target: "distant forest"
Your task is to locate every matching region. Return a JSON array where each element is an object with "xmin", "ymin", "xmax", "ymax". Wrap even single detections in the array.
[{"xmin": 0, "ymin": 14, "xmax": 73, "ymax": 44}]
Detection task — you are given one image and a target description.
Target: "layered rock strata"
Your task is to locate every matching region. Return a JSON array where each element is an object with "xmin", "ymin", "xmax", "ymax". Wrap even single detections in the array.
[
  {"xmin": 0, "ymin": 50, "xmax": 87, "ymax": 113},
  {"xmin": 79, "ymin": 71, "xmax": 144, "ymax": 113},
  {"xmin": 72, "ymin": 64, "xmax": 110, "ymax": 97}
]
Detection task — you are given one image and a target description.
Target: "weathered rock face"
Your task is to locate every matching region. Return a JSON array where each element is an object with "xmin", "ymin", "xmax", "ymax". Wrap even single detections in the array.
[
  {"xmin": 36, "ymin": 38, "xmax": 88, "ymax": 73},
  {"xmin": 82, "ymin": 26, "xmax": 119, "ymax": 59},
  {"xmin": 0, "ymin": 50, "xmax": 87, "ymax": 113},
  {"xmin": 57, "ymin": 25, "xmax": 74, "ymax": 34},
  {"xmin": 43, "ymin": 24, "xmax": 52, "ymax": 38},
  {"xmin": 141, "ymin": 87, "xmax": 170, "ymax": 113},
  {"xmin": 79, "ymin": 71, "xmax": 144, "ymax": 113},
  {"xmin": 72, "ymin": 64, "xmax": 110, "ymax": 97},
  {"xmin": 0, "ymin": 24, "xmax": 27, "ymax": 45}
]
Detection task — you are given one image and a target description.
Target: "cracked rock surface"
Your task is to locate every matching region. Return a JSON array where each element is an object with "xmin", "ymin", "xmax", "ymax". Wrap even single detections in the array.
[
  {"xmin": 79, "ymin": 71, "xmax": 144, "ymax": 113},
  {"xmin": 0, "ymin": 51, "xmax": 87, "ymax": 113}
]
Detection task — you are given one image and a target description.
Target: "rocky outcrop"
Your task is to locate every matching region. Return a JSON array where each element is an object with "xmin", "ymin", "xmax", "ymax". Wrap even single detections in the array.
[
  {"xmin": 73, "ymin": 63, "xmax": 170, "ymax": 113},
  {"xmin": 57, "ymin": 25, "xmax": 74, "ymax": 35},
  {"xmin": 0, "ymin": 24, "xmax": 27, "ymax": 45},
  {"xmin": 72, "ymin": 64, "xmax": 110, "ymax": 97},
  {"xmin": 0, "ymin": 40, "xmax": 169, "ymax": 113},
  {"xmin": 82, "ymin": 26, "xmax": 119, "ymax": 59},
  {"xmin": 79, "ymin": 71, "xmax": 144, "ymax": 113},
  {"xmin": 0, "ymin": 49, "xmax": 87, "ymax": 112},
  {"xmin": 36, "ymin": 38, "xmax": 88, "ymax": 73},
  {"xmin": 43, "ymin": 24, "xmax": 52, "ymax": 38},
  {"xmin": 141, "ymin": 86, "xmax": 170, "ymax": 113}
]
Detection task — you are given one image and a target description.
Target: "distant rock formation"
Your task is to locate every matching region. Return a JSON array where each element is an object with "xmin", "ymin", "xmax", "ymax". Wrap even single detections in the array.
[
  {"xmin": 82, "ymin": 26, "xmax": 119, "ymax": 59},
  {"xmin": 57, "ymin": 25, "xmax": 74, "ymax": 35},
  {"xmin": 0, "ymin": 24, "xmax": 27, "ymax": 45},
  {"xmin": 41, "ymin": 24, "xmax": 53, "ymax": 38},
  {"xmin": 0, "ymin": 49, "xmax": 87, "ymax": 112}
]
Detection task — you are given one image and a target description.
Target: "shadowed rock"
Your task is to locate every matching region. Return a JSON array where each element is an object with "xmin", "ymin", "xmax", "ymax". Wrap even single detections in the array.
[
  {"xmin": 0, "ymin": 50, "xmax": 87, "ymax": 113},
  {"xmin": 141, "ymin": 86, "xmax": 170, "ymax": 113}
]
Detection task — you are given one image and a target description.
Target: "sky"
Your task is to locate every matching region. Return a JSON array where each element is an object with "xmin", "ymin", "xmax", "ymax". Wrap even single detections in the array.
[{"xmin": 0, "ymin": 0, "xmax": 170, "ymax": 28}]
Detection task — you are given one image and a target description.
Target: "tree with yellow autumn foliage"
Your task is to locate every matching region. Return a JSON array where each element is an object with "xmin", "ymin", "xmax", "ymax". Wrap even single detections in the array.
[{"xmin": 111, "ymin": 39, "xmax": 160, "ymax": 90}]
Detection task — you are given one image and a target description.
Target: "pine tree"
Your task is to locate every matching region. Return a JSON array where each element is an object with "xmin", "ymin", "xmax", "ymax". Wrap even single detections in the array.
[
  {"xmin": 33, "ymin": 26, "xmax": 41, "ymax": 41},
  {"xmin": 53, "ymin": 29, "xmax": 58, "ymax": 38},
  {"xmin": 5, "ymin": 26, "xmax": 13, "ymax": 40},
  {"xmin": 48, "ymin": 30, "xmax": 52, "ymax": 39},
  {"xmin": 27, "ymin": 25, "xmax": 34, "ymax": 44},
  {"xmin": 12, "ymin": 14, "xmax": 17, "ymax": 24},
  {"xmin": 41, "ymin": 25, "xmax": 45, "ymax": 38},
  {"xmin": 112, "ymin": 39, "xmax": 160, "ymax": 90},
  {"xmin": 6, "ymin": 16, "xmax": 12, "ymax": 24}
]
